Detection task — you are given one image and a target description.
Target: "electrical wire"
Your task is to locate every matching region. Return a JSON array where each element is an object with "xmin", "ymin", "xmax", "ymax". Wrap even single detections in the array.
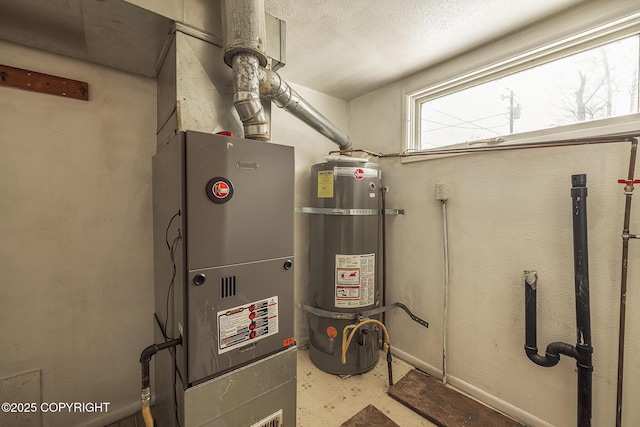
[
  {"xmin": 163, "ymin": 211, "xmax": 184, "ymax": 426},
  {"xmin": 174, "ymin": 353, "xmax": 182, "ymax": 427},
  {"xmin": 163, "ymin": 232, "xmax": 182, "ymax": 339},
  {"xmin": 162, "ymin": 210, "xmax": 182, "ymax": 340},
  {"xmin": 165, "ymin": 210, "xmax": 181, "ymax": 250}
]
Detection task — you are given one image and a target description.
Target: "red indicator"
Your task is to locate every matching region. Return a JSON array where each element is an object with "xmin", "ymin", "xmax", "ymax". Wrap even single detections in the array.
[
  {"xmin": 326, "ymin": 326, "xmax": 338, "ymax": 338},
  {"xmin": 354, "ymin": 168, "xmax": 365, "ymax": 180}
]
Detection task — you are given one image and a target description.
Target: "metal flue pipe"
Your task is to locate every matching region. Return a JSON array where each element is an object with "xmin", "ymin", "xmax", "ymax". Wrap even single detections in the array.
[
  {"xmin": 222, "ymin": 0, "xmax": 269, "ymax": 141},
  {"xmin": 222, "ymin": 0, "xmax": 352, "ymax": 150},
  {"xmin": 259, "ymin": 67, "xmax": 352, "ymax": 150},
  {"xmin": 523, "ymin": 174, "xmax": 593, "ymax": 427},
  {"xmin": 231, "ymin": 53, "xmax": 270, "ymax": 141}
]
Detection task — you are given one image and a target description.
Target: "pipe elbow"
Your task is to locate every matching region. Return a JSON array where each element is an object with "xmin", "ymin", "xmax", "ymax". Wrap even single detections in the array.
[
  {"xmin": 547, "ymin": 341, "xmax": 579, "ymax": 359},
  {"xmin": 341, "ymin": 138, "xmax": 353, "ymax": 152},
  {"xmin": 231, "ymin": 53, "xmax": 270, "ymax": 141},
  {"xmin": 140, "ymin": 344, "xmax": 157, "ymax": 364},
  {"xmin": 525, "ymin": 341, "xmax": 578, "ymax": 367},
  {"xmin": 525, "ymin": 345, "xmax": 560, "ymax": 367}
]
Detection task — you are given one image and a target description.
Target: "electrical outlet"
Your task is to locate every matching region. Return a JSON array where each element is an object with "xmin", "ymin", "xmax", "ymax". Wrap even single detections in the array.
[{"xmin": 435, "ymin": 183, "xmax": 448, "ymax": 201}]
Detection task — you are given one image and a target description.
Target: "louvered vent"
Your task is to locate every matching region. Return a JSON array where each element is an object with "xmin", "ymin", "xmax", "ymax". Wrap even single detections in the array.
[
  {"xmin": 249, "ymin": 410, "xmax": 283, "ymax": 427},
  {"xmin": 220, "ymin": 276, "xmax": 237, "ymax": 298}
]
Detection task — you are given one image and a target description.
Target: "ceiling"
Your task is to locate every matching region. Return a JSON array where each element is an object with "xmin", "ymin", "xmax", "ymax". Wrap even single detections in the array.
[
  {"xmin": 264, "ymin": 0, "xmax": 585, "ymax": 100},
  {"xmin": 0, "ymin": 0, "xmax": 586, "ymax": 102}
]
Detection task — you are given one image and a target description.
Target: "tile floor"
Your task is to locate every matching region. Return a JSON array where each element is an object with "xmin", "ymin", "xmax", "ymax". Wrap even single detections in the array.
[
  {"xmin": 110, "ymin": 347, "xmax": 434, "ymax": 427},
  {"xmin": 296, "ymin": 347, "xmax": 435, "ymax": 427}
]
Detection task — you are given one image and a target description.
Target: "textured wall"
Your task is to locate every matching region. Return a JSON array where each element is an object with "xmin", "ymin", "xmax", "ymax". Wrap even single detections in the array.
[
  {"xmin": 348, "ymin": 2, "xmax": 640, "ymax": 424},
  {"xmin": 0, "ymin": 40, "xmax": 157, "ymax": 426}
]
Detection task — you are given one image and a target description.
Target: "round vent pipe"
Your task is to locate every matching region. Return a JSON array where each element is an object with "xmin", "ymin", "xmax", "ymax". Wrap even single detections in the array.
[{"xmin": 222, "ymin": 0, "xmax": 352, "ymax": 151}]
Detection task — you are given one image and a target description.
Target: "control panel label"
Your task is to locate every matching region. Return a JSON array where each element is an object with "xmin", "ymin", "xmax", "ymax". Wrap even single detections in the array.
[
  {"xmin": 335, "ymin": 254, "xmax": 375, "ymax": 308},
  {"xmin": 217, "ymin": 296, "xmax": 279, "ymax": 354}
]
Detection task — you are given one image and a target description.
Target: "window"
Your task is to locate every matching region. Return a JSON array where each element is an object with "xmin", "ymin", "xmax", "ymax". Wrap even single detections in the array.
[{"xmin": 407, "ymin": 21, "xmax": 640, "ymax": 152}]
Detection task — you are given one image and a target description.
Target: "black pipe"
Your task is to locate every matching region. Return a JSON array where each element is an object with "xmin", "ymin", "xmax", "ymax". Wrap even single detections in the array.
[
  {"xmin": 140, "ymin": 337, "xmax": 182, "ymax": 389},
  {"xmin": 523, "ymin": 174, "xmax": 593, "ymax": 427},
  {"xmin": 571, "ymin": 174, "xmax": 593, "ymax": 427},
  {"xmin": 524, "ymin": 272, "xmax": 579, "ymax": 367}
]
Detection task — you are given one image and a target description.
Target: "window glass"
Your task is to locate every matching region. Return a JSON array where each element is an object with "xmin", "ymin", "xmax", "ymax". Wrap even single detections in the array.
[{"xmin": 418, "ymin": 35, "xmax": 639, "ymax": 150}]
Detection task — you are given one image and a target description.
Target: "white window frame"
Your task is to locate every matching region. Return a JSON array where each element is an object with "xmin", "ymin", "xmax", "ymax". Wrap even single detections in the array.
[{"xmin": 405, "ymin": 12, "xmax": 640, "ymax": 157}]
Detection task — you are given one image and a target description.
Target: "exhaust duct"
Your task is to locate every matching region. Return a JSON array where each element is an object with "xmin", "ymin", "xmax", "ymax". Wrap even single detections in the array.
[
  {"xmin": 231, "ymin": 53, "xmax": 270, "ymax": 141},
  {"xmin": 222, "ymin": 0, "xmax": 352, "ymax": 151}
]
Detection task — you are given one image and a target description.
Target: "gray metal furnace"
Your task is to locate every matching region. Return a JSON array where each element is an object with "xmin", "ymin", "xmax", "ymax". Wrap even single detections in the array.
[
  {"xmin": 305, "ymin": 158, "xmax": 383, "ymax": 375},
  {"xmin": 152, "ymin": 130, "xmax": 296, "ymax": 426}
]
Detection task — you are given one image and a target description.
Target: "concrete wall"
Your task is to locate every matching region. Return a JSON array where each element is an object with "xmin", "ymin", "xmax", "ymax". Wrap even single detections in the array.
[{"xmin": 348, "ymin": 1, "xmax": 640, "ymax": 426}]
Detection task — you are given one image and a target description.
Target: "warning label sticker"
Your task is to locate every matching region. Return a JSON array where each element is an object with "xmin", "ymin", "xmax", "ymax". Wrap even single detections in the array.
[
  {"xmin": 335, "ymin": 254, "xmax": 375, "ymax": 308},
  {"xmin": 317, "ymin": 170, "xmax": 334, "ymax": 198},
  {"xmin": 217, "ymin": 296, "xmax": 279, "ymax": 354}
]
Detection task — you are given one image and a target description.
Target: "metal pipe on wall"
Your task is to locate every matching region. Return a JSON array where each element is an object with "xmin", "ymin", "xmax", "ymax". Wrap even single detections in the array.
[{"xmin": 615, "ymin": 137, "xmax": 639, "ymax": 427}]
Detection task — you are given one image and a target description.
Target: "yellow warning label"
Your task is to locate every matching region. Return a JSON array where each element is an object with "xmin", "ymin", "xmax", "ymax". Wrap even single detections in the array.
[{"xmin": 317, "ymin": 170, "xmax": 334, "ymax": 198}]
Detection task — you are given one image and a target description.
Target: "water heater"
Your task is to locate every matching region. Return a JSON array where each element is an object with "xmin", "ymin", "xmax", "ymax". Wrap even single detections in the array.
[{"xmin": 306, "ymin": 157, "xmax": 383, "ymax": 375}]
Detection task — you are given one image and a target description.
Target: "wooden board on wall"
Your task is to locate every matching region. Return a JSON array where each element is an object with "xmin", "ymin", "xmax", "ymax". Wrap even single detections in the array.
[{"xmin": 0, "ymin": 64, "xmax": 89, "ymax": 101}]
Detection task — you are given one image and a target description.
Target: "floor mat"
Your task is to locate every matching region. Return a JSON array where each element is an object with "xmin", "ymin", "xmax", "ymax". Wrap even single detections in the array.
[
  {"xmin": 340, "ymin": 404, "xmax": 400, "ymax": 427},
  {"xmin": 387, "ymin": 370, "xmax": 524, "ymax": 427}
]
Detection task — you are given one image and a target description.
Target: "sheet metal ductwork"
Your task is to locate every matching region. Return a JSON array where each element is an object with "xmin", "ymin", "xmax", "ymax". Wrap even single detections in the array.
[
  {"xmin": 259, "ymin": 68, "xmax": 353, "ymax": 150},
  {"xmin": 231, "ymin": 53, "xmax": 270, "ymax": 141},
  {"xmin": 222, "ymin": 0, "xmax": 352, "ymax": 151}
]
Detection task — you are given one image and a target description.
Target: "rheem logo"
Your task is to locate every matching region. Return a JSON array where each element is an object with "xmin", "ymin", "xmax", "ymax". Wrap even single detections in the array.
[{"xmin": 206, "ymin": 177, "xmax": 234, "ymax": 203}]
